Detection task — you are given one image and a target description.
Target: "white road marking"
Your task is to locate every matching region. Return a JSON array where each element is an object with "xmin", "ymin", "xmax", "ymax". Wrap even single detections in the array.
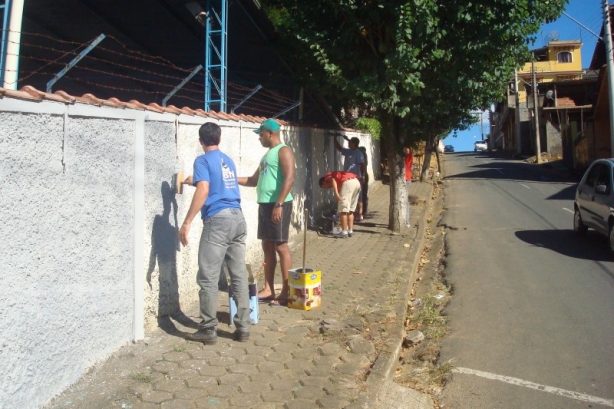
[
  {"xmin": 563, "ymin": 208, "xmax": 574, "ymax": 214},
  {"xmin": 453, "ymin": 367, "xmax": 614, "ymax": 407},
  {"xmin": 520, "ymin": 183, "xmax": 530, "ymax": 189}
]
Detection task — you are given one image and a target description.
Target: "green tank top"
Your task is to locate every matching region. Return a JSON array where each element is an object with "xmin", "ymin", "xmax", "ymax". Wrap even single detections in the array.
[{"xmin": 256, "ymin": 143, "xmax": 293, "ymax": 203}]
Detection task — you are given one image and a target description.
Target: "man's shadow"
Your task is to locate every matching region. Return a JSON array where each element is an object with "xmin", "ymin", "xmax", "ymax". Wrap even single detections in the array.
[{"xmin": 147, "ymin": 181, "xmax": 198, "ymax": 337}]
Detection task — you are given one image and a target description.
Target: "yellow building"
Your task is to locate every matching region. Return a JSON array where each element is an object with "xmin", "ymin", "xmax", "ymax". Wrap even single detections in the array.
[
  {"xmin": 492, "ymin": 40, "xmax": 586, "ymax": 156},
  {"xmin": 517, "ymin": 40, "xmax": 583, "ymax": 104}
]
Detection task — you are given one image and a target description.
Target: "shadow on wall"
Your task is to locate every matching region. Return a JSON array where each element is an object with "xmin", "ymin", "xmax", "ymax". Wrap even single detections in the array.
[{"xmin": 147, "ymin": 181, "xmax": 198, "ymax": 334}]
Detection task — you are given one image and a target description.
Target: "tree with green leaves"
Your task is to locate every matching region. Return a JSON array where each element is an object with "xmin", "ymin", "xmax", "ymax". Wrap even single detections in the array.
[{"xmin": 262, "ymin": 0, "xmax": 566, "ymax": 232}]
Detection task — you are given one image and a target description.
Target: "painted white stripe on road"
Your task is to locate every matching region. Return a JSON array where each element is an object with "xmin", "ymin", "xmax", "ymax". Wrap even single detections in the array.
[
  {"xmin": 563, "ymin": 208, "xmax": 574, "ymax": 214},
  {"xmin": 520, "ymin": 183, "xmax": 530, "ymax": 189},
  {"xmin": 453, "ymin": 367, "xmax": 614, "ymax": 407}
]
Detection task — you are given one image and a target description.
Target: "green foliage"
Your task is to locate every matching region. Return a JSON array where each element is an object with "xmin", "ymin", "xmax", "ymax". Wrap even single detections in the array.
[{"xmin": 354, "ymin": 118, "xmax": 382, "ymax": 140}]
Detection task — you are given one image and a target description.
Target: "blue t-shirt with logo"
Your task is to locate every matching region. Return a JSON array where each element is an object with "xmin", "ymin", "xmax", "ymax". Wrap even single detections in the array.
[
  {"xmin": 192, "ymin": 149, "xmax": 241, "ymax": 219},
  {"xmin": 340, "ymin": 148, "xmax": 365, "ymax": 178}
]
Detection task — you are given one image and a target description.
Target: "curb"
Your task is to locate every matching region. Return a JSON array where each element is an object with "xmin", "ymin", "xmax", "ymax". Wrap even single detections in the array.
[{"xmin": 362, "ymin": 181, "xmax": 434, "ymax": 407}]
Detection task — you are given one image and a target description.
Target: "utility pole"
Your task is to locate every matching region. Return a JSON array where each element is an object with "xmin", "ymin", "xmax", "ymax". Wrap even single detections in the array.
[
  {"xmin": 3, "ymin": 0, "xmax": 25, "ymax": 89},
  {"xmin": 514, "ymin": 69, "xmax": 522, "ymax": 154},
  {"xmin": 532, "ymin": 55, "xmax": 542, "ymax": 164},
  {"xmin": 603, "ymin": 0, "xmax": 614, "ymax": 157}
]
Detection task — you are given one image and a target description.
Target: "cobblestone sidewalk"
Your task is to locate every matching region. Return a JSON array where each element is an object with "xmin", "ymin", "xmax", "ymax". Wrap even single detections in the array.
[{"xmin": 45, "ymin": 180, "xmax": 434, "ymax": 409}]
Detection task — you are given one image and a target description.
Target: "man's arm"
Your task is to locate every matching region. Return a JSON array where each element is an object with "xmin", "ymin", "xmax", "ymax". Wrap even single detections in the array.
[
  {"xmin": 238, "ymin": 168, "xmax": 259, "ymax": 187},
  {"xmin": 331, "ymin": 179, "xmax": 341, "ymax": 202},
  {"xmin": 271, "ymin": 146, "xmax": 296, "ymax": 223},
  {"xmin": 178, "ymin": 181, "xmax": 209, "ymax": 246},
  {"xmin": 333, "ymin": 134, "xmax": 348, "ymax": 152}
]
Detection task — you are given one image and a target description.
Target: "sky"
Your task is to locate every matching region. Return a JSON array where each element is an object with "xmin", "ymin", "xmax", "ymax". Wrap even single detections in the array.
[{"xmin": 444, "ymin": 0, "xmax": 609, "ymax": 152}]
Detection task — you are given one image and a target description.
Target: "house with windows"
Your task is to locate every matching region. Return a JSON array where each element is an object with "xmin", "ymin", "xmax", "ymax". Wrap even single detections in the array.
[{"xmin": 491, "ymin": 40, "xmax": 589, "ymax": 158}]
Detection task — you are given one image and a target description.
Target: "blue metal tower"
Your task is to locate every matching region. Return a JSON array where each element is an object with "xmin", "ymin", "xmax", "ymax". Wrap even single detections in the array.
[
  {"xmin": 204, "ymin": 0, "xmax": 227, "ymax": 113},
  {"xmin": 0, "ymin": 0, "xmax": 11, "ymax": 85}
]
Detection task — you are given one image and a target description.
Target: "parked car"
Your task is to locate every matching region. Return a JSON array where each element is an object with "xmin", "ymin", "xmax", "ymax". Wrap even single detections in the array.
[
  {"xmin": 444, "ymin": 145, "xmax": 454, "ymax": 153},
  {"xmin": 574, "ymin": 159, "xmax": 614, "ymax": 252},
  {"xmin": 474, "ymin": 140, "xmax": 487, "ymax": 152}
]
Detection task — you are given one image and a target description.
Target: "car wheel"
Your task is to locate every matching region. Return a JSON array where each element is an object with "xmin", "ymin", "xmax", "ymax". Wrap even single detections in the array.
[{"xmin": 573, "ymin": 208, "xmax": 587, "ymax": 236}]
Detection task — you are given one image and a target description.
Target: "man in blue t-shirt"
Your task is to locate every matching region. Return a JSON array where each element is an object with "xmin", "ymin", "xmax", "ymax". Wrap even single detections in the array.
[
  {"xmin": 179, "ymin": 122, "xmax": 251, "ymax": 345},
  {"xmin": 334, "ymin": 134, "xmax": 366, "ymax": 222}
]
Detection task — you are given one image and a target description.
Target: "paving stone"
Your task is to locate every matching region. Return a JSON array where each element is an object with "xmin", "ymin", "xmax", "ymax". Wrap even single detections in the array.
[
  {"xmin": 122, "ymin": 402, "xmax": 158, "ymax": 409},
  {"xmin": 206, "ymin": 384, "xmax": 239, "ymax": 399},
  {"xmin": 179, "ymin": 359, "xmax": 209, "ymax": 371},
  {"xmin": 292, "ymin": 385, "xmax": 325, "ymax": 400},
  {"xmin": 160, "ymin": 399, "xmax": 196, "ymax": 409},
  {"xmin": 274, "ymin": 368, "xmax": 308, "ymax": 380},
  {"xmin": 229, "ymin": 392, "xmax": 264, "ymax": 407},
  {"xmin": 218, "ymin": 373, "xmax": 250, "ymax": 385},
  {"xmin": 334, "ymin": 362, "xmax": 366, "ymax": 376},
  {"xmin": 279, "ymin": 334, "xmax": 309, "ymax": 344},
  {"xmin": 253, "ymin": 337, "xmax": 279, "ymax": 347},
  {"xmin": 346, "ymin": 335, "xmax": 376, "ymax": 357},
  {"xmin": 305, "ymin": 366, "xmax": 338, "ymax": 377},
  {"xmin": 227, "ymin": 363, "xmax": 260, "ymax": 375},
  {"xmin": 198, "ymin": 365, "xmax": 228, "ymax": 377},
  {"xmin": 235, "ymin": 354, "xmax": 266, "ymax": 365},
  {"xmin": 245, "ymin": 345, "xmax": 274, "ymax": 356},
  {"xmin": 173, "ymin": 387, "xmax": 209, "ymax": 400},
  {"xmin": 316, "ymin": 395, "xmax": 351, "ymax": 408},
  {"xmin": 142, "ymin": 389, "xmax": 173, "ymax": 404},
  {"xmin": 162, "ymin": 351, "xmax": 192, "ymax": 362},
  {"xmin": 271, "ymin": 343, "xmax": 301, "ymax": 354},
  {"xmin": 217, "ymin": 345, "xmax": 248, "ymax": 358},
  {"xmin": 340, "ymin": 353, "xmax": 371, "ymax": 367},
  {"xmin": 323, "ymin": 385, "xmax": 358, "ymax": 399},
  {"xmin": 188, "ymin": 349, "xmax": 219, "ymax": 360},
  {"xmin": 167, "ymin": 368, "xmax": 200, "ymax": 380},
  {"xmin": 298, "ymin": 376, "xmax": 330, "ymax": 387},
  {"xmin": 269, "ymin": 378, "xmax": 301, "ymax": 391},
  {"xmin": 260, "ymin": 389, "xmax": 294, "ymax": 403},
  {"xmin": 256, "ymin": 361, "xmax": 286, "ymax": 374},
  {"xmin": 207, "ymin": 356, "xmax": 237, "ymax": 367},
  {"xmin": 238, "ymin": 381, "xmax": 271, "ymax": 394},
  {"xmin": 291, "ymin": 349, "xmax": 317, "ymax": 360},
  {"xmin": 317, "ymin": 343, "xmax": 346, "ymax": 356},
  {"xmin": 283, "ymin": 399, "xmax": 318, "ymax": 409},
  {"xmin": 296, "ymin": 339, "xmax": 319, "ymax": 349},
  {"xmin": 186, "ymin": 375, "xmax": 217, "ymax": 389},
  {"xmin": 196, "ymin": 397, "xmax": 230, "ymax": 408},
  {"xmin": 263, "ymin": 352, "xmax": 292, "ymax": 363},
  {"xmin": 313, "ymin": 355, "xmax": 342, "ymax": 368},
  {"xmin": 153, "ymin": 360, "xmax": 180, "ymax": 373},
  {"xmin": 129, "ymin": 381, "xmax": 153, "ymax": 396},
  {"xmin": 249, "ymin": 403, "xmax": 279, "ymax": 409},
  {"xmin": 154, "ymin": 379, "xmax": 187, "ymax": 393},
  {"xmin": 283, "ymin": 326, "xmax": 310, "ymax": 335}
]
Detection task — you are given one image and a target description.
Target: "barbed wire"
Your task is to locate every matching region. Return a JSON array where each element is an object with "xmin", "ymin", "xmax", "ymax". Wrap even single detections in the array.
[{"xmin": 2, "ymin": 29, "xmax": 300, "ymax": 117}]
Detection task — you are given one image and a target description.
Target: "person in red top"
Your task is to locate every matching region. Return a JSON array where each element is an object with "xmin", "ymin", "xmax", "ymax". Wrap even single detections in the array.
[
  {"xmin": 404, "ymin": 147, "xmax": 414, "ymax": 227},
  {"xmin": 319, "ymin": 171, "xmax": 361, "ymax": 238}
]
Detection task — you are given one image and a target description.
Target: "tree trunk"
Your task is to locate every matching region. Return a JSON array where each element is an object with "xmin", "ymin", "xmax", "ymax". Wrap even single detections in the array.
[
  {"xmin": 420, "ymin": 137, "xmax": 434, "ymax": 182},
  {"xmin": 380, "ymin": 111, "xmax": 406, "ymax": 233}
]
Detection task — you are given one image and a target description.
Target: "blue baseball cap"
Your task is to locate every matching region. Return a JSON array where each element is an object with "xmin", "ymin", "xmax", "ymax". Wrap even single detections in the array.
[{"xmin": 254, "ymin": 119, "xmax": 280, "ymax": 133}]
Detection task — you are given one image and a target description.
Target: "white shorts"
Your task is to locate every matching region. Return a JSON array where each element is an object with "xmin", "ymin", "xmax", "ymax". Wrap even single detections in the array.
[{"xmin": 338, "ymin": 178, "xmax": 361, "ymax": 213}]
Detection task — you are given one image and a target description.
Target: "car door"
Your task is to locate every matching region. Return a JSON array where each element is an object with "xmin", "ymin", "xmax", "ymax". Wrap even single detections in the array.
[
  {"xmin": 591, "ymin": 164, "xmax": 613, "ymax": 235},
  {"xmin": 576, "ymin": 163, "xmax": 602, "ymax": 230}
]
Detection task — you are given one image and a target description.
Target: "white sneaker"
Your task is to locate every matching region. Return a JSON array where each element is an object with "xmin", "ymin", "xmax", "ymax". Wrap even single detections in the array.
[{"xmin": 334, "ymin": 231, "xmax": 349, "ymax": 239}]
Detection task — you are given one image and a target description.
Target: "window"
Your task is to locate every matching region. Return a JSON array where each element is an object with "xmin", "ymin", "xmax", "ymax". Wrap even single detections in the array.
[
  {"xmin": 585, "ymin": 164, "xmax": 603, "ymax": 187},
  {"xmin": 557, "ymin": 51, "xmax": 572, "ymax": 63}
]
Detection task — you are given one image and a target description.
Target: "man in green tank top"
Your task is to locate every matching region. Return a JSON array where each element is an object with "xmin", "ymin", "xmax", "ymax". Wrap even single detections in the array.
[{"xmin": 239, "ymin": 119, "xmax": 296, "ymax": 306}]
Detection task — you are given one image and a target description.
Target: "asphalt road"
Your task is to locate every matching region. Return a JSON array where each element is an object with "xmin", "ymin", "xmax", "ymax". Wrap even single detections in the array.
[{"xmin": 439, "ymin": 151, "xmax": 614, "ymax": 409}]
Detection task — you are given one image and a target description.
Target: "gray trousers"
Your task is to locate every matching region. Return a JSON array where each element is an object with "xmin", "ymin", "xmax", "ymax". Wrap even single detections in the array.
[{"xmin": 197, "ymin": 208, "xmax": 251, "ymax": 331}]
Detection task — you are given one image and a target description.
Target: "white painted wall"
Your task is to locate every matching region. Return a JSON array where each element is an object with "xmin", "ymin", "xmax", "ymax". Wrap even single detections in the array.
[{"xmin": 0, "ymin": 98, "xmax": 379, "ymax": 409}]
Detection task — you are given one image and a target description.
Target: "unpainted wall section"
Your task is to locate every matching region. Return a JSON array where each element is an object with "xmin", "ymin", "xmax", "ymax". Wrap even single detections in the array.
[
  {"xmin": 0, "ymin": 112, "xmax": 135, "ymax": 409},
  {"xmin": 0, "ymin": 101, "xmax": 378, "ymax": 408}
]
